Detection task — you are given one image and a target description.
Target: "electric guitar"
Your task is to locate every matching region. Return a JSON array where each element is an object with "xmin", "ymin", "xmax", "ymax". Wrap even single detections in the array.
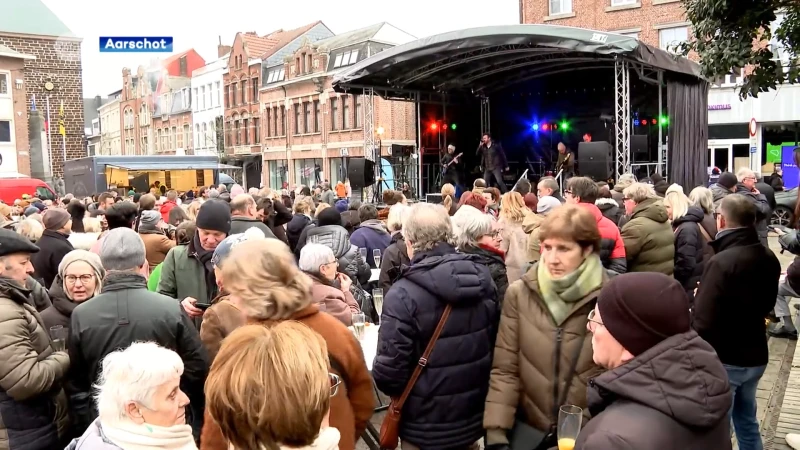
[
  {"xmin": 555, "ymin": 152, "xmax": 572, "ymax": 174},
  {"xmin": 442, "ymin": 153, "xmax": 464, "ymax": 175}
]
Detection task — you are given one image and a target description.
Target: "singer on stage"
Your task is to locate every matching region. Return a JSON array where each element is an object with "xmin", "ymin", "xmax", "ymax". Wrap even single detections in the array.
[
  {"xmin": 478, "ymin": 133, "xmax": 509, "ymax": 193},
  {"xmin": 556, "ymin": 142, "xmax": 576, "ymax": 179},
  {"xmin": 442, "ymin": 145, "xmax": 462, "ymax": 187}
]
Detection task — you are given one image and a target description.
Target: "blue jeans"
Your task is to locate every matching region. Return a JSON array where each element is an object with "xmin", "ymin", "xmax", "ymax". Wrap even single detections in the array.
[{"xmin": 725, "ymin": 364, "xmax": 766, "ymax": 450}]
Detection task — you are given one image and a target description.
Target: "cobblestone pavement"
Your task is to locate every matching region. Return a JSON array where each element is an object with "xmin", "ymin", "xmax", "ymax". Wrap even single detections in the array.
[{"xmin": 359, "ymin": 236, "xmax": 798, "ymax": 450}]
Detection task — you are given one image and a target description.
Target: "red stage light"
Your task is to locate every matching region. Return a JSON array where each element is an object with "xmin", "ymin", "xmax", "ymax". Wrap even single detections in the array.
[
  {"xmin": 542, "ymin": 124, "xmax": 549, "ymax": 130},
  {"xmin": 651, "ymin": 119, "xmax": 657, "ymax": 125},
  {"xmin": 553, "ymin": 124, "xmax": 558, "ymax": 130},
  {"xmin": 430, "ymin": 123, "xmax": 438, "ymax": 130},
  {"xmin": 640, "ymin": 120, "xmax": 647, "ymax": 126}
]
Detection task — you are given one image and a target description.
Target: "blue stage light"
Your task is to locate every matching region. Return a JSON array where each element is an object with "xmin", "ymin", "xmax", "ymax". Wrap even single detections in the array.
[{"xmin": 532, "ymin": 123, "xmax": 539, "ymax": 131}]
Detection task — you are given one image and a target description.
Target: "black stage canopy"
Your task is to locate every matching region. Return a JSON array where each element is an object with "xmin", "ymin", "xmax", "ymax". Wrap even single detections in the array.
[{"xmin": 332, "ymin": 24, "xmax": 703, "ymax": 97}]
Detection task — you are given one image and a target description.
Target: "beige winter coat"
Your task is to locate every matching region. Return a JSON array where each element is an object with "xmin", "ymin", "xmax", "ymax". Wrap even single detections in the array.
[
  {"xmin": 521, "ymin": 213, "xmax": 546, "ymax": 263},
  {"xmin": 499, "ymin": 218, "xmax": 531, "ymax": 285}
]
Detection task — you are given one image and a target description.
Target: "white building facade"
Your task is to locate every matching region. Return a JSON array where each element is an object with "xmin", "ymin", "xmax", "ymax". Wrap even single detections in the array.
[
  {"xmin": 191, "ymin": 55, "xmax": 226, "ymax": 156},
  {"xmin": 98, "ymin": 95, "xmax": 121, "ymax": 156}
]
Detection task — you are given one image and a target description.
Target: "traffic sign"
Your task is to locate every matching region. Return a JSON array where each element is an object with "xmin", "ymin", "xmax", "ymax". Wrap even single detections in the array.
[{"xmin": 749, "ymin": 118, "xmax": 758, "ymax": 137}]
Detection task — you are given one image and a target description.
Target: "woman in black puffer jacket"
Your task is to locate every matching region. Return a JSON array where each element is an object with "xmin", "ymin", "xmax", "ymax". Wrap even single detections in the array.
[
  {"xmin": 664, "ymin": 190, "xmax": 706, "ymax": 299},
  {"xmin": 378, "ymin": 204, "xmax": 411, "ymax": 293}
]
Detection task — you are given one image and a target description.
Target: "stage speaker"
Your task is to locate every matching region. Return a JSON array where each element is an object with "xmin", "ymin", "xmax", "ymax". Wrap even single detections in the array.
[
  {"xmin": 578, "ymin": 141, "xmax": 613, "ymax": 181},
  {"xmin": 347, "ymin": 158, "xmax": 375, "ymax": 190},
  {"xmin": 426, "ymin": 193, "xmax": 443, "ymax": 204},
  {"xmin": 390, "ymin": 144, "xmax": 414, "ymax": 158},
  {"xmin": 631, "ymin": 135, "xmax": 648, "ymax": 155}
]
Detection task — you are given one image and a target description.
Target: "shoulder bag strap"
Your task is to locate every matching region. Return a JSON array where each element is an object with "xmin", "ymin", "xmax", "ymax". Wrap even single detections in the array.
[
  {"xmin": 391, "ymin": 304, "xmax": 453, "ymax": 412},
  {"xmin": 552, "ymin": 323, "xmax": 589, "ymax": 419},
  {"xmin": 697, "ymin": 223, "xmax": 712, "ymax": 242}
]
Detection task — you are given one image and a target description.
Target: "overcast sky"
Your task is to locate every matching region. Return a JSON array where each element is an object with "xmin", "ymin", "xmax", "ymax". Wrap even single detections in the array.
[{"xmin": 42, "ymin": 0, "xmax": 519, "ymax": 98}]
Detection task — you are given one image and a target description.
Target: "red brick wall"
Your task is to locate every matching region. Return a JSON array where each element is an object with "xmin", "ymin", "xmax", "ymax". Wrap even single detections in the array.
[
  {"xmin": 0, "ymin": 56, "xmax": 31, "ymax": 175},
  {"xmin": 223, "ymin": 34, "xmax": 261, "ymax": 155},
  {"xmin": 520, "ymin": 0, "xmax": 685, "ymax": 48},
  {"xmin": 0, "ymin": 34, "xmax": 85, "ymax": 177},
  {"xmin": 152, "ymin": 111, "xmax": 193, "ymax": 154}
]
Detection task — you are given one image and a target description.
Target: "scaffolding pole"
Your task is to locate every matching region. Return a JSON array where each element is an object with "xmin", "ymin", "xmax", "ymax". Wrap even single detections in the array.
[
  {"xmin": 480, "ymin": 97, "xmax": 491, "ymax": 134},
  {"xmin": 614, "ymin": 57, "xmax": 631, "ymax": 179},
  {"xmin": 657, "ymin": 70, "xmax": 664, "ymax": 176},
  {"xmin": 363, "ymin": 87, "xmax": 376, "ymax": 201},
  {"xmin": 417, "ymin": 91, "xmax": 423, "ymax": 197}
]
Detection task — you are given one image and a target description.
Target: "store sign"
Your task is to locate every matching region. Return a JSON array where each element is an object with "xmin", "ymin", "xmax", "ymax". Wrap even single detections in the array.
[
  {"xmin": 782, "ymin": 146, "xmax": 799, "ymax": 189},
  {"xmin": 708, "ymin": 104, "xmax": 732, "ymax": 110}
]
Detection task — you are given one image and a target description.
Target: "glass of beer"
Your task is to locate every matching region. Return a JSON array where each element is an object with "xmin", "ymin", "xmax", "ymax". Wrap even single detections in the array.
[
  {"xmin": 359, "ymin": 248, "xmax": 367, "ymax": 261},
  {"xmin": 557, "ymin": 405, "xmax": 582, "ymax": 450},
  {"xmin": 373, "ymin": 249, "xmax": 382, "ymax": 268},
  {"xmin": 49, "ymin": 325, "xmax": 67, "ymax": 352},
  {"xmin": 351, "ymin": 312, "xmax": 366, "ymax": 340},
  {"xmin": 372, "ymin": 288, "xmax": 384, "ymax": 316}
]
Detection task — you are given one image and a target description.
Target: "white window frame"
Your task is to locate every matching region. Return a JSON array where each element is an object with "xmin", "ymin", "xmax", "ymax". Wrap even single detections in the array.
[
  {"xmin": 611, "ymin": 0, "xmax": 636, "ymax": 5},
  {"xmin": 659, "ymin": 26, "xmax": 689, "ymax": 53},
  {"xmin": 347, "ymin": 50, "xmax": 359, "ymax": 65},
  {"xmin": 0, "ymin": 71, "xmax": 10, "ymax": 97},
  {"xmin": 0, "ymin": 119, "xmax": 11, "ymax": 143},
  {"xmin": 549, "ymin": 0, "xmax": 572, "ymax": 15},
  {"xmin": 333, "ymin": 53, "xmax": 344, "ymax": 68}
]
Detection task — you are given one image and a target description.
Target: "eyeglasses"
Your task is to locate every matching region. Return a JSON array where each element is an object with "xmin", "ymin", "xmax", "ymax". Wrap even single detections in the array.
[
  {"xmin": 564, "ymin": 189, "xmax": 573, "ymax": 195},
  {"xmin": 623, "ymin": 197, "xmax": 634, "ymax": 202},
  {"xmin": 329, "ymin": 373, "xmax": 342, "ymax": 397},
  {"xmin": 64, "ymin": 274, "xmax": 94, "ymax": 285},
  {"xmin": 587, "ymin": 308, "xmax": 604, "ymax": 331}
]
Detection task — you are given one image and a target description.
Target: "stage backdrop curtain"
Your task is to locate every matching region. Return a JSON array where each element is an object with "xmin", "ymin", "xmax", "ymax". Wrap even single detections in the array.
[{"xmin": 667, "ymin": 79, "xmax": 709, "ymax": 190}]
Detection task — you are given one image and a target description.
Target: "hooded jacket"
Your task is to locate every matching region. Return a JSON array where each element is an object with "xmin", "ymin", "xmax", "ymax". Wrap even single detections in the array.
[
  {"xmin": 373, "ymin": 243, "xmax": 498, "ymax": 449},
  {"xmin": 620, "ymin": 198, "xmax": 675, "ymax": 275},
  {"xmin": 576, "ymin": 331, "xmax": 732, "ymax": 450},
  {"xmin": 594, "ymin": 198, "xmax": 623, "ymax": 227},
  {"xmin": 734, "ymin": 184, "xmax": 771, "ymax": 247},
  {"xmin": 578, "ymin": 203, "xmax": 626, "ymax": 274},
  {"xmin": 349, "ymin": 219, "xmax": 391, "ymax": 268},
  {"xmin": 305, "ymin": 225, "xmax": 371, "ymax": 285},
  {"xmin": 671, "ymin": 206, "xmax": 707, "ymax": 294}
]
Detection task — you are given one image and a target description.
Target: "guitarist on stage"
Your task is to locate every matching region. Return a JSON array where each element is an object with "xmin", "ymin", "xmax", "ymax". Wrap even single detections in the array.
[
  {"xmin": 556, "ymin": 142, "xmax": 576, "ymax": 180},
  {"xmin": 442, "ymin": 144, "xmax": 463, "ymax": 189}
]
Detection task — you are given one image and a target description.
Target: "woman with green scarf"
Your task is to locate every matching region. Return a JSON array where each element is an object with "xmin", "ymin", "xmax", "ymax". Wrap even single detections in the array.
[{"xmin": 484, "ymin": 204, "xmax": 607, "ymax": 449}]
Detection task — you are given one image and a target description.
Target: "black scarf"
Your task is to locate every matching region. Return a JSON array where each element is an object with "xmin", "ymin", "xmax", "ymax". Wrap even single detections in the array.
[{"xmin": 189, "ymin": 233, "xmax": 218, "ymax": 302}]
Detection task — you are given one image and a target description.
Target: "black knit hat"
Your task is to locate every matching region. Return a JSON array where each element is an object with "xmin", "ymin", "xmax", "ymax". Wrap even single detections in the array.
[
  {"xmin": 718, "ymin": 172, "xmax": 738, "ymax": 189},
  {"xmin": 598, "ymin": 272, "xmax": 690, "ymax": 356},
  {"xmin": 196, "ymin": 199, "xmax": 231, "ymax": 235},
  {"xmin": 317, "ymin": 207, "xmax": 343, "ymax": 227}
]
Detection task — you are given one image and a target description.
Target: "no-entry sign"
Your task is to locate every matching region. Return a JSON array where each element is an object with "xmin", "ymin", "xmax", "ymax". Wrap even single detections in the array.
[{"xmin": 749, "ymin": 118, "xmax": 758, "ymax": 137}]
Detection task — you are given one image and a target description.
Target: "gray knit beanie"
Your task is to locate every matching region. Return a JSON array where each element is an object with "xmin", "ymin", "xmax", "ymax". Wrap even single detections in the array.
[{"xmin": 100, "ymin": 228, "xmax": 146, "ymax": 271}]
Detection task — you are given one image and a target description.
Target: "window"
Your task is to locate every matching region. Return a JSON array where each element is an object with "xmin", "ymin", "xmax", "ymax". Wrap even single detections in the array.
[
  {"xmin": 314, "ymin": 100, "xmax": 321, "ymax": 132},
  {"xmin": 253, "ymin": 117, "xmax": 260, "ymax": 144},
  {"xmin": 2, "ymin": 120, "xmax": 14, "ymax": 141},
  {"xmin": 243, "ymin": 118, "xmax": 249, "ymax": 145},
  {"xmin": 207, "ymin": 84, "xmax": 213, "ymax": 108},
  {"xmin": 177, "ymin": 125, "xmax": 183, "ymax": 148},
  {"xmin": 215, "ymin": 82, "xmax": 221, "ymax": 106},
  {"xmin": 294, "ymin": 158, "xmax": 323, "ymax": 186},
  {"xmin": 200, "ymin": 86, "xmax": 206, "ymax": 110},
  {"xmin": 193, "ymin": 88, "xmax": 199, "ymax": 110},
  {"xmin": 280, "ymin": 105, "xmax": 286, "ymax": 135},
  {"xmin": 330, "ymin": 157, "xmax": 345, "ymax": 185},
  {"xmin": 304, "ymin": 102, "xmax": 312, "ymax": 134},
  {"xmin": 179, "ymin": 56, "xmax": 187, "ymax": 76},
  {"xmin": 549, "ymin": 0, "xmax": 572, "ymax": 15},
  {"xmin": 659, "ymin": 26, "xmax": 688, "ymax": 53},
  {"xmin": 234, "ymin": 118, "xmax": 240, "ymax": 145},
  {"xmin": 611, "ymin": 0, "xmax": 636, "ymax": 5},
  {"xmin": 355, "ymin": 95, "xmax": 362, "ymax": 128},
  {"xmin": 232, "ymin": 83, "xmax": 238, "ymax": 105},
  {"xmin": 252, "ymin": 78, "xmax": 258, "ymax": 102},
  {"xmin": 267, "ymin": 159, "xmax": 288, "ymax": 189},
  {"xmin": 331, "ymin": 98, "xmax": 338, "ymax": 130},
  {"xmin": 0, "ymin": 73, "xmax": 8, "ymax": 96},
  {"xmin": 617, "ymin": 30, "xmax": 639, "ymax": 39},
  {"xmin": 333, "ymin": 50, "xmax": 360, "ymax": 68},
  {"xmin": 267, "ymin": 68, "xmax": 286, "ymax": 84},
  {"xmin": 294, "ymin": 104, "xmax": 301, "ymax": 135},
  {"xmin": 241, "ymin": 80, "xmax": 247, "ymax": 104},
  {"xmin": 184, "ymin": 124, "xmax": 191, "ymax": 149},
  {"xmin": 273, "ymin": 107, "xmax": 279, "ymax": 136},
  {"xmin": 224, "ymin": 84, "xmax": 229, "ymax": 108},
  {"xmin": 342, "ymin": 96, "xmax": 351, "ymax": 129},
  {"xmin": 266, "ymin": 109, "xmax": 272, "ymax": 137},
  {"xmin": 333, "ymin": 53, "xmax": 343, "ymax": 68}
]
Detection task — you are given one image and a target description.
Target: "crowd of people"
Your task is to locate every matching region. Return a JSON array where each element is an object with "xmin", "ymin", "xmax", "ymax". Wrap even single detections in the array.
[{"xmin": 0, "ymin": 166, "xmax": 794, "ymax": 450}]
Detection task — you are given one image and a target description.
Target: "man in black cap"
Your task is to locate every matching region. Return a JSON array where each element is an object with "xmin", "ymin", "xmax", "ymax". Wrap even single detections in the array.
[
  {"xmin": 710, "ymin": 171, "xmax": 738, "ymax": 210},
  {"xmin": 694, "ymin": 194, "xmax": 780, "ymax": 450},
  {"xmin": 31, "ymin": 208, "xmax": 73, "ymax": 289},
  {"xmin": 0, "ymin": 228, "xmax": 71, "ymax": 447},
  {"xmin": 578, "ymin": 272, "xmax": 732, "ymax": 450},
  {"xmin": 158, "ymin": 199, "xmax": 231, "ymax": 327}
]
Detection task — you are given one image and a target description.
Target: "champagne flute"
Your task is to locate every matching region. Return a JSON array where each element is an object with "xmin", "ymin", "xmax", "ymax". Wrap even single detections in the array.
[
  {"xmin": 351, "ymin": 312, "xmax": 366, "ymax": 340},
  {"xmin": 49, "ymin": 325, "xmax": 67, "ymax": 352},
  {"xmin": 373, "ymin": 248, "xmax": 382, "ymax": 268},
  {"xmin": 372, "ymin": 288, "xmax": 384, "ymax": 316},
  {"xmin": 557, "ymin": 405, "xmax": 583, "ymax": 450}
]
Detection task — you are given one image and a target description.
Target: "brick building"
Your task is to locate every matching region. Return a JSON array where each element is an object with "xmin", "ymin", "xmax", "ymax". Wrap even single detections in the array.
[
  {"xmin": 0, "ymin": 45, "xmax": 34, "ymax": 175},
  {"xmin": 152, "ymin": 78, "xmax": 193, "ymax": 155},
  {"xmin": 259, "ymin": 22, "xmax": 418, "ymax": 189},
  {"xmin": 520, "ymin": 0, "xmax": 687, "ymax": 53},
  {"xmin": 0, "ymin": 0, "xmax": 84, "ymax": 177},
  {"xmin": 223, "ymin": 22, "xmax": 334, "ymax": 187}
]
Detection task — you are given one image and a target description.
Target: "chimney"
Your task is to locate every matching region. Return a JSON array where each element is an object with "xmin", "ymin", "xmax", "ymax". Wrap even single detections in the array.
[
  {"xmin": 94, "ymin": 95, "xmax": 101, "ymax": 108},
  {"xmin": 218, "ymin": 44, "xmax": 232, "ymax": 58}
]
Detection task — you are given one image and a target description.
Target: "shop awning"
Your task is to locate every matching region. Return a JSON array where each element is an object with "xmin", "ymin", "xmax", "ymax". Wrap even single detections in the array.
[{"xmin": 104, "ymin": 162, "xmax": 242, "ymax": 171}]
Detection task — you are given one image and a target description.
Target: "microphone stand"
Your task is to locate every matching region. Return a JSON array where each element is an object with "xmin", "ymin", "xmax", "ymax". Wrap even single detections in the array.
[{"xmin": 555, "ymin": 169, "xmax": 564, "ymax": 196}]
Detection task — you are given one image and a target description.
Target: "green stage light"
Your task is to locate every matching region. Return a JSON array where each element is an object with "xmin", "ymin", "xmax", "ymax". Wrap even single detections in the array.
[
  {"xmin": 451, "ymin": 123, "xmax": 457, "ymax": 130},
  {"xmin": 560, "ymin": 121, "xmax": 569, "ymax": 130},
  {"xmin": 659, "ymin": 116, "xmax": 669, "ymax": 125}
]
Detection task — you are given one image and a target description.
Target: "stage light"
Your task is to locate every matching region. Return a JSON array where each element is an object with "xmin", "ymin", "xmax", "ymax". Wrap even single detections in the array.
[
  {"xmin": 640, "ymin": 119, "xmax": 647, "ymax": 126},
  {"xmin": 553, "ymin": 124, "xmax": 558, "ymax": 130},
  {"xmin": 532, "ymin": 123, "xmax": 539, "ymax": 131},
  {"xmin": 560, "ymin": 121, "xmax": 569, "ymax": 130},
  {"xmin": 376, "ymin": 126, "xmax": 385, "ymax": 136},
  {"xmin": 542, "ymin": 124, "xmax": 549, "ymax": 131},
  {"xmin": 451, "ymin": 123, "xmax": 457, "ymax": 130},
  {"xmin": 430, "ymin": 123, "xmax": 438, "ymax": 131},
  {"xmin": 651, "ymin": 119, "xmax": 657, "ymax": 125},
  {"xmin": 659, "ymin": 115, "xmax": 669, "ymax": 125}
]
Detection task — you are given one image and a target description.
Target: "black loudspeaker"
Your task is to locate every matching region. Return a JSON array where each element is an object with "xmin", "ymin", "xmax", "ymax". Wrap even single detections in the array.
[
  {"xmin": 426, "ymin": 193, "xmax": 443, "ymax": 204},
  {"xmin": 578, "ymin": 141, "xmax": 613, "ymax": 181},
  {"xmin": 391, "ymin": 144, "xmax": 414, "ymax": 157},
  {"xmin": 631, "ymin": 135, "xmax": 648, "ymax": 155},
  {"xmin": 347, "ymin": 158, "xmax": 375, "ymax": 190}
]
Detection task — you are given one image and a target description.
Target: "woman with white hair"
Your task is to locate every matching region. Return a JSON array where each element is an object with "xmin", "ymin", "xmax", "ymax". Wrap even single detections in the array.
[
  {"xmin": 299, "ymin": 243, "xmax": 361, "ymax": 325},
  {"xmin": 689, "ymin": 186, "xmax": 718, "ymax": 239},
  {"xmin": 66, "ymin": 342, "xmax": 197, "ymax": 449},
  {"xmin": 42, "ymin": 250, "xmax": 105, "ymax": 333},
  {"xmin": 620, "ymin": 182, "xmax": 675, "ymax": 274},
  {"xmin": 611, "ymin": 173, "xmax": 637, "ymax": 203},
  {"xmin": 663, "ymin": 188, "xmax": 708, "ymax": 297},
  {"xmin": 16, "ymin": 217, "xmax": 43, "ymax": 243},
  {"xmin": 456, "ymin": 208, "xmax": 509, "ymax": 303},
  {"xmin": 378, "ymin": 203, "xmax": 411, "ymax": 293}
]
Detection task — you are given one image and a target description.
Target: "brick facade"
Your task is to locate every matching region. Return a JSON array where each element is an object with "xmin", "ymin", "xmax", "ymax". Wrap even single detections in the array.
[
  {"xmin": 259, "ymin": 41, "xmax": 416, "ymax": 188},
  {"xmin": 0, "ymin": 56, "xmax": 30, "ymax": 175},
  {"xmin": 151, "ymin": 110, "xmax": 193, "ymax": 155},
  {"xmin": 520, "ymin": 0, "xmax": 686, "ymax": 48},
  {"xmin": 0, "ymin": 33, "xmax": 84, "ymax": 176},
  {"xmin": 119, "ymin": 67, "xmax": 153, "ymax": 155},
  {"xmin": 223, "ymin": 33, "xmax": 263, "ymax": 156}
]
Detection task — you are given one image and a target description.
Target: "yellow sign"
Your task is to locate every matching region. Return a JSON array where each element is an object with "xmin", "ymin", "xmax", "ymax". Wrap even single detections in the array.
[{"xmin": 58, "ymin": 100, "xmax": 65, "ymax": 136}]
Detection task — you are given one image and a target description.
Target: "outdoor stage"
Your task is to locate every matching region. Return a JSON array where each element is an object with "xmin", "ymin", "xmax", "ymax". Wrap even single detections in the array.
[{"xmin": 333, "ymin": 24, "xmax": 709, "ymax": 197}]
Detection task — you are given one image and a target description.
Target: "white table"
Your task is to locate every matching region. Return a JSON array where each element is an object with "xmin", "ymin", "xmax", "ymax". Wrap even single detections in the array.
[
  {"xmin": 369, "ymin": 268, "xmax": 380, "ymax": 283},
  {"xmin": 351, "ymin": 324, "xmax": 379, "ymax": 371}
]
